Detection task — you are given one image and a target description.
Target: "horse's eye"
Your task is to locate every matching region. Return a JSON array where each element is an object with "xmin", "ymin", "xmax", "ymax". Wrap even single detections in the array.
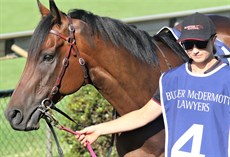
[{"xmin": 43, "ymin": 54, "xmax": 54, "ymax": 62}]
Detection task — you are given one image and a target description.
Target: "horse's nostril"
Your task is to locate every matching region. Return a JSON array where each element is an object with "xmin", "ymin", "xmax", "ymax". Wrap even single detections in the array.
[{"xmin": 7, "ymin": 109, "xmax": 23, "ymax": 125}]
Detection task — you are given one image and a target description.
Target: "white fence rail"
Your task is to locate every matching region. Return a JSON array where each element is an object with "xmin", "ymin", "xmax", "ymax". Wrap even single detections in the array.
[{"xmin": 0, "ymin": 6, "xmax": 230, "ymax": 57}]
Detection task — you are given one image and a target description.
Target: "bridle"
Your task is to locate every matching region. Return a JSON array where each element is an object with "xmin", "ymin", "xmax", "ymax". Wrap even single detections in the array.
[
  {"xmin": 37, "ymin": 15, "xmax": 96, "ymax": 157},
  {"xmin": 38, "ymin": 15, "xmax": 89, "ymax": 123},
  {"xmin": 40, "ymin": 15, "xmax": 89, "ymax": 113}
]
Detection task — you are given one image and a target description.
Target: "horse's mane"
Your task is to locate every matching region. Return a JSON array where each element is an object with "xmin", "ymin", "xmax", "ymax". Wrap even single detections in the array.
[
  {"xmin": 68, "ymin": 9, "xmax": 157, "ymax": 64},
  {"xmin": 153, "ymin": 32, "xmax": 189, "ymax": 62},
  {"xmin": 29, "ymin": 9, "xmax": 188, "ymax": 64}
]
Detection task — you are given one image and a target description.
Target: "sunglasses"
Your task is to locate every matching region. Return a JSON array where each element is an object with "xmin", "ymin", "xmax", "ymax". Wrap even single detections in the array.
[{"xmin": 182, "ymin": 40, "xmax": 209, "ymax": 50}]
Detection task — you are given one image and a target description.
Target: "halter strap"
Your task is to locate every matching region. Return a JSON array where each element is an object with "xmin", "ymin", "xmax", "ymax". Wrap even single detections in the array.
[{"xmin": 42, "ymin": 15, "xmax": 90, "ymax": 102}]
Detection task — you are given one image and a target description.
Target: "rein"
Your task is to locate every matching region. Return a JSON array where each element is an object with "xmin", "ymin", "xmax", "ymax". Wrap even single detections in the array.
[
  {"xmin": 152, "ymin": 39, "xmax": 172, "ymax": 71},
  {"xmin": 42, "ymin": 109, "xmax": 97, "ymax": 157},
  {"xmin": 37, "ymin": 15, "xmax": 96, "ymax": 157}
]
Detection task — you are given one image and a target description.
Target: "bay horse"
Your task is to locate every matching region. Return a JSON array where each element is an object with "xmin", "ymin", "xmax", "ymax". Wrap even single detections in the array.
[{"xmin": 4, "ymin": 0, "xmax": 230, "ymax": 156}]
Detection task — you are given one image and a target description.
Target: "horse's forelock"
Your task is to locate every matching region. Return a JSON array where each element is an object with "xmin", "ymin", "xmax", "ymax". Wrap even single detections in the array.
[{"xmin": 28, "ymin": 14, "xmax": 54, "ymax": 60}]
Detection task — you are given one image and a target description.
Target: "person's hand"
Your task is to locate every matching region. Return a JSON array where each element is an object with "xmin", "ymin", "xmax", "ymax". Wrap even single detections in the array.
[{"xmin": 75, "ymin": 125, "xmax": 101, "ymax": 146}]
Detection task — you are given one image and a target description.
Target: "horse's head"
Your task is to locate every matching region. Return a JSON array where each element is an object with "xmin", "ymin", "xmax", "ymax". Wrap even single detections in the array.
[
  {"xmin": 5, "ymin": 0, "xmax": 168, "ymax": 131},
  {"xmin": 5, "ymin": 0, "xmax": 91, "ymax": 131}
]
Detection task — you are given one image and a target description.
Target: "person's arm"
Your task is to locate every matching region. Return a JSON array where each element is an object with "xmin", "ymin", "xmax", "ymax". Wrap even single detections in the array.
[{"xmin": 76, "ymin": 98, "xmax": 162, "ymax": 146}]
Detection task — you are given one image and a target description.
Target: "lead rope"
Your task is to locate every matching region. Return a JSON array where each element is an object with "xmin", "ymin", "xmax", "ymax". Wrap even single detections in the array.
[
  {"xmin": 43, "ymin": 109, "xmax": 97, "ymax": 157},
  {"xmin": 58, "ymin": 125, "xmax": 97, "ymax": 157}
]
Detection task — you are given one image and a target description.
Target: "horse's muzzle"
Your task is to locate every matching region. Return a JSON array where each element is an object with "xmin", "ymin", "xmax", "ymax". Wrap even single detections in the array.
[{"xmin": 5, "ymin": 107, "xmax": 42, "ymax": 131}]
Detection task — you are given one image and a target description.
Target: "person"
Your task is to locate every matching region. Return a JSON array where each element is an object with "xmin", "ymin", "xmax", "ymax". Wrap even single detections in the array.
[{"xmin": 76, "ymin": 12, "xmax": 230, "ymax": 157}]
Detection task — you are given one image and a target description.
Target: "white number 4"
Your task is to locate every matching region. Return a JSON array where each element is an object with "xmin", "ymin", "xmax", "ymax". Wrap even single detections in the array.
[{"xmin": 171, "ymin": 124, "xmax": 205, "ymax": 157}]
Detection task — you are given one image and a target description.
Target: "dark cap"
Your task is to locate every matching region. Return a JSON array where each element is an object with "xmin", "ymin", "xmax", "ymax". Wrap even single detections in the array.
[{"xmin": 177, "ymin": 12, "xmax": 216, "ymax": 42}]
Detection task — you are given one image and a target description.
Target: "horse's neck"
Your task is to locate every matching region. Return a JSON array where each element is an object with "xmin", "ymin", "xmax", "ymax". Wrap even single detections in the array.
[{"xmin": 87, "ymin": 49, "xmax": 160, "ymax": 115}]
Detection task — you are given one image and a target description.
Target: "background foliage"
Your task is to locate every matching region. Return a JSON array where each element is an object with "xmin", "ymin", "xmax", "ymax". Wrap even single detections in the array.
[{"xmin": 60, "ymin": 85, "xmax": 117, "ymax": 156}]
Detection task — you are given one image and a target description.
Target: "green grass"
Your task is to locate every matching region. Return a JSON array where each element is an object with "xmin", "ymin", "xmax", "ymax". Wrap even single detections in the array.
[
  {"xmin": 0, "ymin": 58, "xmax": 26, "ymax": 90},
  {"xmin": 0, "ymin": 0, "xmax": 229, "ymax": 33}
]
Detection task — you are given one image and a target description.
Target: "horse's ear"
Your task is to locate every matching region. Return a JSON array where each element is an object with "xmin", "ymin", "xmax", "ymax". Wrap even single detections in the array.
[
  {"xmin": 37, "ymin": 0, "xmax": 50, "ymax": 18},
  {"xmin": 49, "ymin": 0, "xmax": 63, "ymax": 25}
]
